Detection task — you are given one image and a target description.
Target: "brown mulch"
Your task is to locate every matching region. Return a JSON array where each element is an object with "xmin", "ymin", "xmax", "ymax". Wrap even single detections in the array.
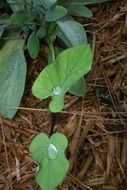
[{"xmin": 1, "ymin": 0, "xmax": 127, "ymax": 189}]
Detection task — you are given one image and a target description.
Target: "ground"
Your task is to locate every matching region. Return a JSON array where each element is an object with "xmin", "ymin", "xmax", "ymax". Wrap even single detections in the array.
[{"xmin": 0, "ymin": 0, "xmax": 127, "ymax": 189}]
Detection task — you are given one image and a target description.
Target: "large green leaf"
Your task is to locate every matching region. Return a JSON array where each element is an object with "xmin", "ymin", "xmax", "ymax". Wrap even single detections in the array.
[
  {"xmin": 29, "ymin": 133, "xmax": 69, "ymax": 190},
  {"xmin": 56, "ymin": 17, "xmax": 87, "ymax": 47},
  {"xmin": 45, "ymin": 5, "xmax": 67, "ymax": 22},
  {"xmin": 32, "ymin": 44, "xmax": 92, "ymax": 112},
  {"xmin": 68, "ymin": 4, "xmax": 93, "ymax": 18},
  {"xmin": 0, "ymin": 39, "xmax": 27, "ymax": 119},
  {"xmin": 33, "ymin": 0, "xmax": 57, "ymax": 9}
]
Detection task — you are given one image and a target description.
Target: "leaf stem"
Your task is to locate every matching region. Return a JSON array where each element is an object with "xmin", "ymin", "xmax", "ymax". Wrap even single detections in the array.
[
  {"xmin": 48, "ymin": 36, "xmax": 56, "ymax": 136},
  {"xmin": 48, "ymin": 36, "xmax": 55, "ymax": 62},
  {"xmin": 49, "ymin": 113, "xmax": 56, "ymax": 136}
]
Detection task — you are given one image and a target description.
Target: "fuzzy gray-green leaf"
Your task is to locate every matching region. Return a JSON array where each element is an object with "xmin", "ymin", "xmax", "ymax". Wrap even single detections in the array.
[
  {"xmin": 68, "ymin": 4, "xmax": 93, "ymax": 18},
  {"xmin": 33, "ymin": 0, "xmax": 57, "ymax": 9},
  {"xmin": 0, "ymin": 39, "xmax": 26, "ymax": 118},
  {"xmin": 28, "ymin": 33, "xmax": 40, "ymax": 59},
  {"xmin": 56, "ymin": 17, "xmax": 87, "ymax": 47},
  {"xmin": 45, "ymin": 5, "xmax": 67, "ymax": 22}
]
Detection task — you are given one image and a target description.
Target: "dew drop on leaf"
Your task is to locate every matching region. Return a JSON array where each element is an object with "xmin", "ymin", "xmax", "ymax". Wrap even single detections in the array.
[
  {"xmin": 52, "ymin": 86, "xmax": 62, "ymax": 95},
  {"xmin": 36, "ymin": 163, "xmax": 39, "ymax": 173},
  {"xmin": 47, "ymin": 144, "xmax": 58, "ymax": 159}
]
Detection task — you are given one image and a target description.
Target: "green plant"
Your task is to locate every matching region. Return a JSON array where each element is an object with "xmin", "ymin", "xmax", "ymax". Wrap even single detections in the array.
[
  {"xmin": 0, "ymin": 0, "xmax": 110, "ymax": 118},
  {"xmin": 30, "ymin": 44, "xmax": 92, "ymax": 190},
  {"xmin": 29, "ymin": 133, "xmax": 69, "ymax": 190},
  {"xmin": 0, "ymin": 1, "xmax": 109, "ymax": 190},
  {"xmin": 32, "ymin": 44, "xmax": 92, "ymax": 112}
]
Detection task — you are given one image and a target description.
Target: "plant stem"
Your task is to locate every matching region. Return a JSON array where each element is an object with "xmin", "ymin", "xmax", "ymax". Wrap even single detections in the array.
[
  {"xmin": 48, "ymin": 36, "xmax": 55, "ymax": 62},
  {"xmin": 49, "ymin": 113, "xmax": 56, "ymax": 136},
  {"xmin": 48, "ymin": 37, "xmax": 56, "ymax": 136}
]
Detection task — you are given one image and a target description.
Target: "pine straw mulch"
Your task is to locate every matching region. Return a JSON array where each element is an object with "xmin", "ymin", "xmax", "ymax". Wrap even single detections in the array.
[{"xmin": 1, "ymin": 0, "xmax": 127, "ymax": 189}]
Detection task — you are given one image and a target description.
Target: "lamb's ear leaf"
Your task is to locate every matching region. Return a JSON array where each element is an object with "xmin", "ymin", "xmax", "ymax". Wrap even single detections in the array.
[
  {"xmin": 45, "ymin": 5, "xmax": 67, "ymax": 22},
  {"xmin": 68, "ymin": 4, "xmax": 93, "ymax": 18},
  {"xmin": 83, "ymin": 0, "xmax": 110, "ymax": 5},
  {"xmin": 56, "ymin": 17, "xmax": 87, "ymax": 47},
  {"xmin": 11, "ymin": 10, "xmax": 36, "ymax": 25},
  {"xmin": 0, "ymin": 39, "xmax": 26, "ymax": 118},
  {"xmin": 33, "ymin": 0, "xmax": 57, "ymax": 9},
  {"xmin": 27, "ymin": 33, "xmax": 40, "ymax": 59},
  {"xmin": 60, "ymin": 0, "xmax": 110, "ymax": 5}
]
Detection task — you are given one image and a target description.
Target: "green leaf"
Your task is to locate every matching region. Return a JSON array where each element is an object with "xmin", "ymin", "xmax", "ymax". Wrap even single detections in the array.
[
  {"xmin": 11, "ymin": 10, "xmax": 36, "ymax": 25},
  {"xmin": 27, "ymin": 33, "xmax": 40, "ymax": 59},
  {"xmin": 58, "ymin": 0, "xmax": 110, "ymax": 5},
  {"xmin": 33, "ymin": 0, "xmax": 57, "ymax": 9},
  {"xmin": 7, "ymin": 0, "xmax": 33, "ymax": 11},
  {"xmin": 45, "ymin": 5, "xmax": 67, "ymax": 22},
  {"xmin": 32, "ymin": 44, "xmax": 92, "ymax": 112},
  {"xmin": 82, "ymin": 0, "xmax": 111, "ymax": 4},
  {"xmin": 68, "ymin": 4, "xmax": 93, "ymax": 18},
  {"xmin": 29, "ymin": 133, "xmax": 69, "ymax": 190},
  {"xmin": 6, "ymin": 0, "xmax": 25, "ymax": 11},
  {"xmin": 56, "ymin": 17, "xmax": 87, "ymax": 47},
  {"xmin": 0, "ymin": 25, "xmax": 6, "ymax": 38},
  {"xmin": 69, "ymin": 77, "xmax": 86, "ymax": 96},
  {"xmin": 36, "ymin": 25, "xmax": 47, "ymax": 39},
  {"xmin": 48, "ymin": 46, "xmax": 63, "ymax": 64},
  {"xmin": 0, "ymin": 39, "xmax": 27, "ymax": 119}
]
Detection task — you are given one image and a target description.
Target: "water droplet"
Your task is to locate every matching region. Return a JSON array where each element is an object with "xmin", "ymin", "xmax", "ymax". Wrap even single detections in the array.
[
  {"xmin": 52, "ymin": 87, "xmax": 62, "ymax": 95},
  {"xmin": 47, "ymin": 144, "xmax": 58, "ymax": 159},
  {"xmin": 36, "ymin": 163, "xmax": 39, "ymax": 173}
]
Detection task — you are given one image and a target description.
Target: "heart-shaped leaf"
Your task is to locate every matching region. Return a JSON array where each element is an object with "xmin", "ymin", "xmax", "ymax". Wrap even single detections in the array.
[
  {"xmin": 32, "ymin": 44, "xmax": 92, "ymax": 112},
  {"xmin": 45, "ymin": 5, "xmax": 67, "ymax": 22},
  {"xmin": 0, "ymin": 39, "xmax": 26, "ymax": 118},
  {"xmin": 29, "ymin": 133, "xmax": 69, "ymax": 190},
  {"xmin": 68, "ymin": 4, "xmax": 93, "ymax": 18},
  {"xmin": 27, "ymin": 33, "xmax": 40, "ymax": 59},
  {"xmin": 56, "ymin": 16, "xmax": 87, "ymax": 47}
]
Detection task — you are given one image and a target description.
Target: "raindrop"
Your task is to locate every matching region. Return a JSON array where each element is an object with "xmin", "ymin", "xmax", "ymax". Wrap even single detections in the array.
[
  {"xmin": 36, "ymin": 163, "xmax": 39, "ymax": 173},
  {"xmin": 47, "ymin": 144, "xmax": 58, "ymax": 159},
  {"xmin": 52, "ymin": 86, "xmax": 62, "ymax": 95}
]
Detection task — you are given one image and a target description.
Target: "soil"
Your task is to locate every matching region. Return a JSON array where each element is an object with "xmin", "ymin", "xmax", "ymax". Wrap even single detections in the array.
[{"xmin": 0, "ymin": 0, "xmax": 127, "ymax": 190}]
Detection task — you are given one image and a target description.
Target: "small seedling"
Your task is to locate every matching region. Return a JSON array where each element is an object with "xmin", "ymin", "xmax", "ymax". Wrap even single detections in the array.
[
  {"xmin": 29, "ymin": 133, "xmax": 69, "ymax": 190},
  {"xmin": 32, "ymin": 44, "xmax": 93, "ymax": 112}
]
